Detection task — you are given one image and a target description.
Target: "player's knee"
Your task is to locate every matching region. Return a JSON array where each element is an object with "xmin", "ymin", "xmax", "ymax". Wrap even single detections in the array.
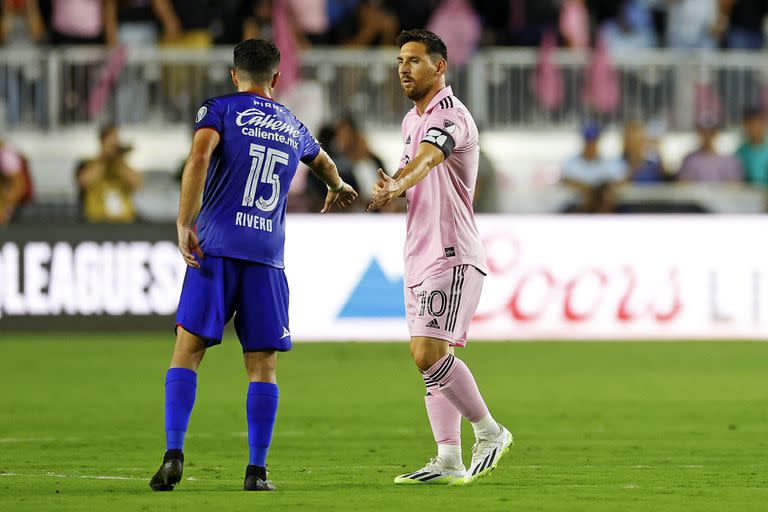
[
  {"xmin": 172, "ymin": 327, "xmax": 207, "ymax": 369},
  {"xmin": 410, "ymin": 338, "xmax": 451, "ymax": 372},
  {"xmin": 244, "ymin": 351, "xmax": 277, "ymax": 382},
  {"xmin": 410, "ymin": 346, "xmax": 439, "ymax": 372}
]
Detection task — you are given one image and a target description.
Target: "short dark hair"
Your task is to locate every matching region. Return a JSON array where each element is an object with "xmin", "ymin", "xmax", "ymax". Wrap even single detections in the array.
[
  {"xmin": 233, "ymin": 38, "xmax": 281, "ymax": 84},
  {"xmin": 395, "ymin": 29, "xmax": 448, "ymax": 62}
]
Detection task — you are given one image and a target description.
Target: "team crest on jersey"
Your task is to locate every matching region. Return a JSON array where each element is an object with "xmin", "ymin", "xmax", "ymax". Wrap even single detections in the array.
[
  {"xmin": 195, "ymin": 106, "xmax": 208, "ymax": 123},
  {"xmin": 443, "ymin": 120, "xmax": 456, "ymax": 133}
]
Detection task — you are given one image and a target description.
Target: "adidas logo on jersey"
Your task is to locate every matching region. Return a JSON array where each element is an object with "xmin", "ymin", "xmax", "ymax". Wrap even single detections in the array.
[
  {"xmin": 405, "ymin": 135, "xmax": 412, "ymax": 145},
  {"xmin": 425, "ymin": 318, "xmax": 440, "ymax": 329}
]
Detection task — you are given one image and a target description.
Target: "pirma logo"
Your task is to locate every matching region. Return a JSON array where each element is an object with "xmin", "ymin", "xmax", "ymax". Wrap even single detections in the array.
[{"xmin": 338, "ymin": 259, "xmax": 405, "ymax": 318}]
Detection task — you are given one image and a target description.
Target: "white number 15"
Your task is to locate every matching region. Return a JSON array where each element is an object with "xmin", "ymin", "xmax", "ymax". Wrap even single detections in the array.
[{"xmin": 242, "ymin": 143, "xmax": 289, "ymax": 212}]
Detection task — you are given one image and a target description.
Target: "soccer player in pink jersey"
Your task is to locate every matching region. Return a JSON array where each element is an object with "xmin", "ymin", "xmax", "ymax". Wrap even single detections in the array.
[{"xmin": 367, "ymin": 29, "xmax": 513, "ymax": 485}]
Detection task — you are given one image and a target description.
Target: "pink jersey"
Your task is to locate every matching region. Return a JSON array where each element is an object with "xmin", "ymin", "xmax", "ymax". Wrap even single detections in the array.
[{"xmin": 399, "ymin": 86, "xmax": 487, "ymax": 287}]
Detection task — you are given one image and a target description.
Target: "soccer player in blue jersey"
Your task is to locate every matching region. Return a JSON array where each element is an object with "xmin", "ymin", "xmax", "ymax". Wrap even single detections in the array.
[{"xmin": 149, "ymin": 39, "xmax": 357, "ymax": 492}]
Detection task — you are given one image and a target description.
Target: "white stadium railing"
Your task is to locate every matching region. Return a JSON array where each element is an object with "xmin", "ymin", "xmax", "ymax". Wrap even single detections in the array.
[{"xmin": 2, "ymin": 46, "xmax": 768, "ymax": 130}]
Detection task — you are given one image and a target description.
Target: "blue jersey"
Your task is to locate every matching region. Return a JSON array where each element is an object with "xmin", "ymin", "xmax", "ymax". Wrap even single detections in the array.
[{"xmin": 193, "ymin": 92, "xmax": 320, "ymax": 267}]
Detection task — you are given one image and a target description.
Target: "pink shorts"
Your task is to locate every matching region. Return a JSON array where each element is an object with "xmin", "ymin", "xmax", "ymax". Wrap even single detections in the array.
[{"xmin": 405, "ymin": 265, "xmax": 484, "ymax": 347}]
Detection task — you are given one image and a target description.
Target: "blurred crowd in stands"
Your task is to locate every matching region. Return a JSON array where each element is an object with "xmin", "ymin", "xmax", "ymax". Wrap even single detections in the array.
[
  {"xmin": 4, "ymin": 0, "xmax": 768, "ymax": 223},
  {"xmin": 562, "ymin": 105, "xmax": 768, "ymax": 212},
  {"xmin": 4, "ymin": 103, "xmax": 768, "ymax": 222},
  {"xmin": 2, "ymin": 1, "xmax": 768, "ymax": 52}
]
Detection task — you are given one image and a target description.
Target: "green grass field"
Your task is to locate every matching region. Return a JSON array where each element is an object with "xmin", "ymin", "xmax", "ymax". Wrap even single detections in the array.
[{"xmin": 0, "ymin": 335, "xmax": 766, "ymax": 511}]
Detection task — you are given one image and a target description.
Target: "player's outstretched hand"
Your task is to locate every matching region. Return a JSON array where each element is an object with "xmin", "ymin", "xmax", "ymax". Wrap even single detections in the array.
[
  {"xmin": 177, "ymin": 224, "xmax": 204, "ymax": 268},
  {"xmin": 366, "ymin": 169, "xmax": 399, "ymax": 212},
  {"xmin": 321, "ymin": 181, "xmax": 358, "ymax": 213}
]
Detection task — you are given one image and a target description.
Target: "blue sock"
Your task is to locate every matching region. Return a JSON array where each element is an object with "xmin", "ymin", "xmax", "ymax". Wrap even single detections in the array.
[
  {"xmin": 165, "ymin": 368, "xmax": 197, "ymax": 451},
  {"xmin": 246, "ymin": 382, "xmax": 279, "ymax": 467}
]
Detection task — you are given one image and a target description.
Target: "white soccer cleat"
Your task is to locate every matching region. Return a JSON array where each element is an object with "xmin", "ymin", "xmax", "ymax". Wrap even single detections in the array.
[
  {"xmin": 465, "ymin": 426, "xmax": 514, "ymax": 483},
  {"xmin": 394, "ymin": 457, "xmax": 467, "ymax": 485}
]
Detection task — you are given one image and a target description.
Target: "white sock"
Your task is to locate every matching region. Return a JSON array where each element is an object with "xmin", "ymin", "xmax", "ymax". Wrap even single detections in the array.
[
  {"xmin": 437, "ymin": 444, "xmax": 463, "ymax": 468},
  {"xmin": 471, "ymin": 413, "xmax": 501, "ymax": 440}
]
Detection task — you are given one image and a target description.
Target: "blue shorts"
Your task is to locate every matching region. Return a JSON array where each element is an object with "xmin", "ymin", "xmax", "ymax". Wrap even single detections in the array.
[{"xmin": 175, "ymin": 256, "xmax": 291, "ymax": 352}]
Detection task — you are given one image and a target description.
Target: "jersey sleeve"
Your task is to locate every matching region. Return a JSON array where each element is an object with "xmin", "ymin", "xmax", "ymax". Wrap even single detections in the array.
[
  {"xmin": 421, "ymin": 109, "xmax": 467, "ymax": 159},
  {"xmin": 299, "ymin": 123, "xmax": 321, "ymax": 164},
  {"xmin": 194, "ymin": 99, "xmax": 224, "ymax": 134}
]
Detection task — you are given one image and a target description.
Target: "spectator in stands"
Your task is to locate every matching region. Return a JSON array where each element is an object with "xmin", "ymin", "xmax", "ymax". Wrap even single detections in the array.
[
  {"xmin": 333, "ymin": 114, "xmax": 385, "ymax": 208},
  {"xmin": 303, "ymin": 122, "xmax": 359, "ymax": 212},
  {"xmin": 76, "ymin": 124, "xmax": 142, "ymax": 223},
  {"xmin": 601, "ymin": 0, "xmax": 657, "ymax": 54},
  {"xmin": 34, "ymin": 0, "xmax": 116, "ymax": 45},
  {"xmin": 335, "ymin": 1, "xmax": 399, "ymax": 47},
  {"xmin": 717, "ymin": 0, "xmax": 768, "ymax": 49},
  {"xmin": 390, "ymin": 0, "xmax": 434, "ymax": 33},
  {"xmin": 29, "ymin": 0, "xmax": 117, "ymax": 121},
  {"xmin": 622, "ymin": 120, "xmax": 666, "ymax": 183},
  {"xmin": 473, "ymin": 0, "xmax": 560, "ymax": 47},
  {"xmin": 110, "ymin": 1, "xmax": 178, "ymax": 123},
  {"xmin": 735, "ymin": 105, "xmax": 768, "ymax": 186},
  {"xmin": 242, "ymin": 0, "xmax": 273, "ymax": 41},
  {"xmin": 662, "ymin": 0, "xmax": 718, "ymax": 51},
  {"xmin": 1, "ymin": 0, "xmax": 46, "ymax": 125},
  {"xmin": 0, "ymin": 140, "xmax": 32, "ymax": 225},
  {"xmin": 157, "ymin": 0, "xmax": 211, "ymax": 47},
  {"xmin": 281, "ymin": 0, "xmax": 332, "ymax": 47},
  {"xmin": 0, "ymin": 0, "xmax": 45, "ymax": 45},
  {"xmin": 211, "ymin": 0, "xmax": 247, "ymax": 44},
  {"xmin": 110, "ymin": 0, "xmax": 178, "ymax": 47},
  {"xmin": 474, "ymin": 149, "xmax": 499, "ymax": 213},
  {"xmin": 156, "ymin": 0, "xmax": 213, "ymax": 119},
  {"xmin": 426, "ymin": 0, "xmax": 481, "ymax": 67},
  {"xmin": 559, "ymin": 0, "xmax": 590, "ymax": 49},
  {"xmin": 561, "ymin": 121, "xmax": 627, "ymax": 213},
  {"xmin": 678, "ymin": 114, "xmax": 743, "ymax": 182}
]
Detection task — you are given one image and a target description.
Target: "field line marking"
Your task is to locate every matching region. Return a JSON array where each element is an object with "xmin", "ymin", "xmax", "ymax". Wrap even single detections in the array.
[{"xmin": 0, "ymin": 472, "xmax": 144, "ymax": 481}]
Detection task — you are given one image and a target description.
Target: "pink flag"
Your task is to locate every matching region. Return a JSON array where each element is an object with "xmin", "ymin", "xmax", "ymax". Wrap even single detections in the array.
[
  {"xmin": 272, "ymin": 0, "xmax": 301, "ymax": 96},
  {"xmin": 87, "ymin": 45, "xmax": 127, "ymax": 118},
  {"xmin": 530, "ymin": 30, "xmax": 563, "ymax": 112},
  {"xmin": 426, "ymin": 0, "xmax": 481, "ymax": 68},
  {"xmin": 581, "ymin": 33, "xmax": 620, "ymax": 114}
]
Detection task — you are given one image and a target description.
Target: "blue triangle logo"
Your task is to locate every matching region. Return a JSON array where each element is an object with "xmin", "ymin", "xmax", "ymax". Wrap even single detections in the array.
[{"xmin": 338, "ymin": 258, "xmax": 405, "ymax": 318}]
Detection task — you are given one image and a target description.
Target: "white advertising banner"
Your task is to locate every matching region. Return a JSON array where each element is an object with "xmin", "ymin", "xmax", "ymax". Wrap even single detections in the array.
[
  {"xmin": 284, "ymin": 215, "xmax": 768, "ymax": 340},
  {"xmin": 1, "ymin": 216, "xmax": 767, "ymax": 340}
]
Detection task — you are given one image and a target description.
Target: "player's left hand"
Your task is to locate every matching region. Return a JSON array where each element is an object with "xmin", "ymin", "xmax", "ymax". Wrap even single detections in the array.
[
  {"xmin": 366, "ymin": 169, "xmax": 400, "ymax": 212},
  {"xmin": 177, "ymin": 224, "xmax": 204, "ymax": 268},
  {"xmin": 321, "ymin": 181, "xmax": 358, "ymax": 213}
]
